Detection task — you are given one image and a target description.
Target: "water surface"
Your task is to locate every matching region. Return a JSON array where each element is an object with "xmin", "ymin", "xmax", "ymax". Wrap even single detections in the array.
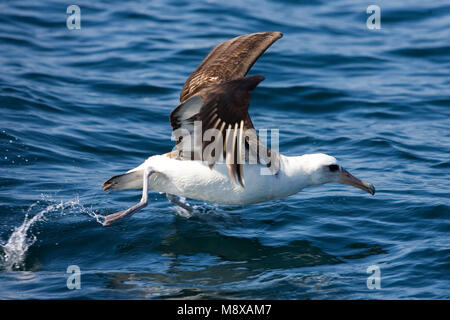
[{"xmin": 0, "ymin": 0, "xmax": 449, "ymax": 299}]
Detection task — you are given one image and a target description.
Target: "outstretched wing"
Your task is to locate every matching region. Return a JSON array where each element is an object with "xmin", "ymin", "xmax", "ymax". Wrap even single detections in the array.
[
  {"xmin": 179, "ymin": 32, "xmax": 283, "ymax": 103},
  {"xmin": 170, "ymin": 32, "xmax": 282, "ymax": 187},
  {"xmin": 171, "ymin": 76, "xmax": 279, "ymax": 187}
]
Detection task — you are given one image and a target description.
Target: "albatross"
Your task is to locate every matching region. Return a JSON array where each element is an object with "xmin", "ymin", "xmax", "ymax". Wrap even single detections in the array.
[{"xmin": 101, "ymin": 31, "xmax": 375, "ymax": 226}]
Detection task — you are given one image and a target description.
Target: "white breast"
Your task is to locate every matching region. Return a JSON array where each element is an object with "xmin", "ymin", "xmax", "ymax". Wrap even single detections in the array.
[{"xmin": 137, "ymin": 154, "xmax": 309, "ymax": 205}]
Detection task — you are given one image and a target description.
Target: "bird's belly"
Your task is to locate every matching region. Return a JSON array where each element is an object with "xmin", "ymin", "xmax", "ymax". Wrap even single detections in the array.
[{"xmin": 146, "ymin": 156, "xmax": 288, "ymax": 205}]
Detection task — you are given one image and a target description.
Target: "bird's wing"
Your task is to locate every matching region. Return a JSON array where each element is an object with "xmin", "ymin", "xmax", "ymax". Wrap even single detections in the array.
[
  {"xmin": 170, "ymin": 76, "xmax": 279, "ymax": 187},
  {"xmin": 179, "ymin": 31, "xmax": 283, "ymax": 103},
  {"xmin": 170, "ymin": 32, "xmax": 282, "ymax": 187}
]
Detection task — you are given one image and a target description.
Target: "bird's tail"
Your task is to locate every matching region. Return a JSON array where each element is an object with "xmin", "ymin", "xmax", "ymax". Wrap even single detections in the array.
[{"xmin": 102, "ymin": 170, "xmax": 144, "ymax": 191}]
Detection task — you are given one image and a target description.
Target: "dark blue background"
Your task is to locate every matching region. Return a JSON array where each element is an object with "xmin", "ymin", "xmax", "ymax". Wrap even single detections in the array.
[{"xmin": 0, "ymin": 0, "xmax": 449, "ymax": 299}]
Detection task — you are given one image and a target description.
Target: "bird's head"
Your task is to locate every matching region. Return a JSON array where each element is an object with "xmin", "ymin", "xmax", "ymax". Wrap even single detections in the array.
[{"xmin": 303, "ymin": 153, "xmax": 375, "ymax": 195}]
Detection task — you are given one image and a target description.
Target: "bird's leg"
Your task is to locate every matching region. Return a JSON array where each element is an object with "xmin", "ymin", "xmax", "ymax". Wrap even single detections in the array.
[
  {"xmin": 102, "ymin": 167, "xmax": 154, "ymax": 226},
  {"xmin": 166, "ymin": 193, "xmax": 194, "ymax": 213}
]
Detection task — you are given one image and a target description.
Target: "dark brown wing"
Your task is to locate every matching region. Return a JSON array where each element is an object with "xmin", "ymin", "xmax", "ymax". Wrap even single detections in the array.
[
  {"xmin": 179, "ymin": 31, "xmax": 283, "ymax": 103},
  {"xmin": 170, "ymin": 76, "xmax": 279, "ymax": 187}
]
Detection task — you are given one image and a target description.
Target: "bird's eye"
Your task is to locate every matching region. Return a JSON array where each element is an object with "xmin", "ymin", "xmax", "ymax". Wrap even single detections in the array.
[{"xmin": 328, "ymin": 164, "xmax": 339, "ymax": 172}]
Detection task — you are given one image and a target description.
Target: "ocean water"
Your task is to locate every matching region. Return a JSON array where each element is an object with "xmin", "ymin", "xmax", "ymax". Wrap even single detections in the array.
[{"xmin": 0, "ymin": 0, "xmax": 449, "ymax": 299}]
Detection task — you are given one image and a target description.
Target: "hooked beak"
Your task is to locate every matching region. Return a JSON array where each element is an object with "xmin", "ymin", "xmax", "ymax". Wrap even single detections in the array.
[{"xmin": 339, "ymin": 168, "xmax": 375, "ymax": 195}]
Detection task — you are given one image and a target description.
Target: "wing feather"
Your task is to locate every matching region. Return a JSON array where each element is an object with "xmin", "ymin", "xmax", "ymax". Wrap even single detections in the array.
[
  {"xmin": 170, "ymin": 32, "xmax": 283, "ymax": 186},
  {"xmin": 180, "ymin": 32, "xmax": 282, "ymax": 103}
]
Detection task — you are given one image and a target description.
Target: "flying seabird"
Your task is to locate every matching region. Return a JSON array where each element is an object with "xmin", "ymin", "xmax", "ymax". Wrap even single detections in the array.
[{"xmin": 101, "ymin": 32, "xmax": 375, "ymax": 226}]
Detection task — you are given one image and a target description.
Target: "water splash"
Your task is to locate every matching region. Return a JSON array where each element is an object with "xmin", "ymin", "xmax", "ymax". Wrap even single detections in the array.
[
  {"xmin": 171, "ymin": 197, "xmax": 196, "ymax": 218},
  {"xmin": 0, "ymin": 196, "xmax": 94, "ymax": 271},
  {"xmin": 0, "ymin": 202, "xmax": 42, "ymax": 271},
  {"xmin": 86, "ymin": 210, "xmax": 106, "ymax": 225}
]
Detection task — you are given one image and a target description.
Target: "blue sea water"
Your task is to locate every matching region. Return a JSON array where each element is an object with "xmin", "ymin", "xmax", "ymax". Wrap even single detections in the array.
[{"xmin": 0, "ymin": 0, "xmax": 449, "ymax": 299}]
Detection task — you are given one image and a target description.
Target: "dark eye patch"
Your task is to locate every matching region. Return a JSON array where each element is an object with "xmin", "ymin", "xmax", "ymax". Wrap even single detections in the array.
[{"xmin": 328, "ymin": 164, "xmax": 339, "ymax": 172}]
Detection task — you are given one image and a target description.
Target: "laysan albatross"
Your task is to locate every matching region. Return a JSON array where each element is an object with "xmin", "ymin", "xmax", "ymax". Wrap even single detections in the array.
[{"xmin": 101, "ymin": 32, "xmax": 375, "ymax": 226}]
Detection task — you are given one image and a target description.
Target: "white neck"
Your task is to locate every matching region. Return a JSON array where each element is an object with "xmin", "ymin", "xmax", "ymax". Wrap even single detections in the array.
[{"xmin": 278, "ymin": 153, "xmax": 337, "ymax": 195}]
